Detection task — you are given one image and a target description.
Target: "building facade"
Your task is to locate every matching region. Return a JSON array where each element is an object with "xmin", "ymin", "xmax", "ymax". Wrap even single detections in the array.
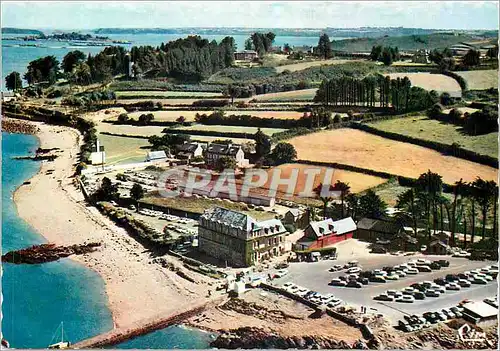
[
  {"xmin": 204, "ymin": 143, "xmax": 248, "ymax": 168},
  {"xmin": 176, "ymin": 142, "xmax": 206, "ymax": 160},
  {"xmin": 295, "ymin": 217, "xmax": 356, "ymax": 251},
  {"xmin": 198, "ymin": 207, "xmax": 287, "ymax": 267}
]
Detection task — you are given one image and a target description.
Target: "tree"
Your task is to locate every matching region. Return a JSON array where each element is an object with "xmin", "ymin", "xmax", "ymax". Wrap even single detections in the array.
[
  {"xmin": 269, "ymin": 142, "xmax": 297, "ymax": 165},
  {"xmin": 463, "ymin": 49, "xmax": 481, "ymax": 67},
  {"xmin": 62, "ymin": 50, "xmax": 86, "ymax": 73},
  {"xmin": 472, "ymin": 177, "xmax": 493, "ymax": 239},
  {"xmin": 440, "ymin": 92, "xmax": 452, "ymax": 106},
  {"xmin": 216, "ymin": 156, "xmax": 237, "ymax": 171},
  {"xmin": 345, "ymin": 193, "xmax": 359, "ymax": 219},
  {"xmin": 381, "ymin": 47, "xmax": 394, "ymax": 66},
  {"xmin": 176, "ymin": 116, "xmax": 186, "ymax": 125},
  {"xmin": 138, "ymin": 113, "xmax": 154, "ymax": 125},
  {"xmin": 117, "ymin": 113, "xmax": 129, "ymax": 123},
  {"xmin": 416, "ymin": 170, "xmax": 443, "ymax": 243},
  {"xmin": 130, "ymin": 183, "xmax": 145, "ymax": 211},
  {"xmin": 317, "ymin": 33, "xmax": 332, "ymax": 59},
  {"xmin": 224, "ymin": 84, "xmax": 241, "ymax": 104},
  {"xmin": 358, "ymin": 190, "xmax": 387, "ymax": 219},
  {"xmin": 94, "ymin": 177, "xmax": 119, "ymax": 202},
  {"xmin": 396, "ymin": 188, "xmax": 421, "ymax": 240},
  {"xmin": 332, "ymin": 181, "xmax": 350, "ymax": 218},
  {"xmin": 449, "ymin": 179, "xmax": 466, "ymax": 246},
  {"xmin": 314, "ymin": 183, "xmax": 334, "ymax": 219},
  {"xmin": 370, "ymin": 46, "xmax": 383, "ymax": 61},
  {"xmin": 72, "ymin": 62, "xmax": 92, "ymax": 85},
  {"xmin": 24, "ymin": 55, "xmax": 60, "ymax": 85},
  {"xmin": 5, "ymin": 71, "xmax": 22, "ymax": 91},
  {"xmin": 244, "ymin": 38, "xmax": 253, "ymax": 50},
  {"xmin": 254, "ymin": 128, "xmax": 271, "ymax": 159}
]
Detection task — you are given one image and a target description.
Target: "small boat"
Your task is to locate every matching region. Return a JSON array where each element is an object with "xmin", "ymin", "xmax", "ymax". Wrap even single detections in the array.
[{"xmin": 48, "ymin": 322, "xmax": 71, "ymax": 349}]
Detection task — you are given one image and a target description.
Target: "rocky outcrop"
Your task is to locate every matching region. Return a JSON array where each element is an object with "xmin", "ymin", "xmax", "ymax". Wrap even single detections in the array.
[
  {"xmin": 2, "ymin": 242, "xmax": 101, "ymax": 264},
  {"xmin": 210, "ymin": 327, "xmax": 364, "ymax": 349},
  {"xmin": 2, "ymin": 118, "xmax": 39, "ymax": 134}
]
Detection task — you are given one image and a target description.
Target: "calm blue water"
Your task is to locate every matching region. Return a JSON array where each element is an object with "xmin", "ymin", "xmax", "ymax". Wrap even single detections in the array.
[
  {"xmin": 113, "ymin": 325, "xmax": 216, "ymax": 349},
  {"xmin": 1, "ymin": 132, "xmax": 214, "ymax": 348},
  {"xmin": 2, "ymin": 33, "xmax": 347, "ymax": 88}
]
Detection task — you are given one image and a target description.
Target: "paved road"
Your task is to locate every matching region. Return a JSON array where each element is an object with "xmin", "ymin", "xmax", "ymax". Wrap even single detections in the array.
[{"xmin": 272, "ymin": 254, "xmax": 497, "ymax": 323}]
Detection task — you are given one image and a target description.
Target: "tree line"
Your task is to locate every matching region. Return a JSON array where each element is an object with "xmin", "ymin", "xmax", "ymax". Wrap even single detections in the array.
[
  {"xmin": 314, "ymin": 75, "xmax": 438, "ymax": 113},
  {"xmin": 7, "ymin": 35, "xmax": 237, "ymax": 89}
]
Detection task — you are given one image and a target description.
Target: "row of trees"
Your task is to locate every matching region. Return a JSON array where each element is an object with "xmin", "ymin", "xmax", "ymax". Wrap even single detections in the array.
[
  {"xmin": 12, "ymin": 35, "xmax": 236, "ymax": 88},
  {"xmin": 315, "ymin": 75, "xmax": 438, "ymax": 113},
  {"xmin": 396, "ymin": 171, "xmax": 498, "ymax": 247},
  {"xmin": 428, "ymin": 103, "xmax": 498, "ymax": 136}
]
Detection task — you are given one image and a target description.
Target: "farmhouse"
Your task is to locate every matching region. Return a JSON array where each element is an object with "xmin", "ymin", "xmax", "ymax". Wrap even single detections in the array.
[
  {"xmin": 205, "ymin": 143, "xmax": 248, "ymax": 168},
  {"xmin": 234, "ymin": 50, "xmax": 258, "ymax": 61},
  {"xmin": 146, "ymin": 150, "xmax": 168, "ymax": 162},
  {"xmin": 295, "ymin": 217, "xmax": 356, "ymax": 251},
  {"xmin": 390, "ymin": 232, "xmax": 418, "ymax": 252},
  {"xmin": 356, "ymin": 217, "xmax": 403, "ymax": 242},
  {"xmin": 1, "ymin": 91, "xmax": 16, "ymax": 102},
  {"xmin": 198, "ymin": 207, "xmax": 287, "ymax": 267},
  {"xmin": 176, "ymin": 142, "xmax": 206, "ymax": 160}
]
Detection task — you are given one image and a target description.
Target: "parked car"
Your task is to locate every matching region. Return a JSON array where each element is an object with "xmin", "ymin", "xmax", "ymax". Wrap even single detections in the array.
[
  {"xmin": 483, "ymin": 298, "xmax": 498, "ymax": 308},
  {"xmin": 282, "ymin": 282, "xmax": 295, "ymax": 290},
  {"xmin": 436, "ymin": 312, "xmax": 447, "ymax": 321},
  {"xmin": 373, "ymin": 294, "xmax": 394, "ymax": 302},
  {"xmin": 327, "ymin": 299, "xmax": 342, "ymax": 308},
  {"xmin": 429, "ymin": 262, "xmax": 441, "ymax": 270},
  {"xmin": 296, "ymin": 287, "xmax": 310, "ymax": 296},
  {"xmin": 434, "ymin": 278, "xmax": 447, "ymax": 286},
  {"xmin": 346, "ymin": 281, "xmax": 363, "ymax": 288},
  {"xmin": 330, "ymin": 279, "xmax": 347, "ymax": 287},
  {"xmin": 445, "ymin": 283, "xmax": 461, "ymax": 291},
  {"xmin": 417, "ymin": 265, "xmax": 432, "ymax": 272},
  {"xmin": 369, "ymin": 276, "xmax": 386, "ymax": 283},
  {"xmin": 402, "ymin": 287, "xmax": 417, "ymax": 295},
  {"xmin": 450, "ymin": 307, "xmax": 463, "ymax": 318},
  {"xmin": 442, "ymin": 309, "xmax": 456, "ymax": 319},
  {"xmin": 476, "ymin": 273, "xmax": 493, "ymax": 282},
  {"xmin": 357, "ymin": 277, "xmax": 369, "ymax": 285},
  {"xmin": 329, "ymin": 265, "xmax": 343, "ymax": 272},
  {"xmin": 346, "ymin": 267, "xmax": 362, "ymax": 274},
  {"xmin": 425, "ymin": 290, "xmax": 441, "ymax": 297},
  {"xmin": 472, "ymin": 277, "xmax": 488, "ymax": 285},
  {"xmin": 457, "ymin": 279, "xmax": 471, "ymax": 288},
  {"xmin": 423, "ymin": 312, "xmax": 439, "ymax": 324},
  {"xmin": 396, "ymin": 295, "xmax": 415, "ymax": 303},
  {"xmin": 394, "ymin": 270, "xmax": 407, "ymax": 277},
  {"xmin": 430, "ymin": 284, "xmax": 446, "ymax": 293},
  {"xmin": 445, "ymin": 274, "xmax": 459, "ymax": 282},
  {"xmin": 385, "ymin": 273, "xmax": 399, "ymax": 280},
  {"xmin": 437, "ymin": 259, "xmax": 450, "ymax": 267},
  {"xmin": 414, "ymin": 291, "xmax": 426, "ymax": 300},
  {"xmin": 274, "ymin": 269, "xmax": 289, "ymax": 278},
  {"xmin": 406, "ymin": 268, "xmax": 419, "ymax": 275}
]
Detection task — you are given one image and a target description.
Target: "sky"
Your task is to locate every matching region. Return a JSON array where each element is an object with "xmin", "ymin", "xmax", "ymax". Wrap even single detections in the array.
[{"xmin": 1, "ymin": 1, "xmax": 499, "ymax": 30}]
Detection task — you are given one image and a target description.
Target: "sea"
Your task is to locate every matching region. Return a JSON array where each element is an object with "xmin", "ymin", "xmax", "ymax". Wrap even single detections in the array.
[
  {"xmin": 1, "ymin": 132, "xmax": 215, "ymax": 348},
  {"xmin": 1, "ymin": 32, "xmax": 348, "ymax": 89}
]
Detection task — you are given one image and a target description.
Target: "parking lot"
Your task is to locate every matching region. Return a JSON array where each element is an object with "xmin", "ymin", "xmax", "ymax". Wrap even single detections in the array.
[{"xmin": 272, "ymin": 254, "xmax": 497, "ymax": 323}]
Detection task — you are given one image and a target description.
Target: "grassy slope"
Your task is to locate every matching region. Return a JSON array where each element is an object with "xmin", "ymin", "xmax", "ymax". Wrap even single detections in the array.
[
  {"xmin": 366, "ymin": 115, "xmax": 498, "ymax": 158},
  {"xmin": 331, "ymin": 33, "xmax": 498, "ymax": 52},
  {"xmin": 453, "ymin": 70, "xmax": 499, "ymax": 90}
]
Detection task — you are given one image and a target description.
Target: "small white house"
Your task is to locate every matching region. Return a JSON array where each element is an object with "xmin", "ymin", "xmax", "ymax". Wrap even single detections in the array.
[
  {"xmin": 90, "ymin": 139, "xmax": 106, "ymax": 165},
  {"xmin": 146, "ymin": 151, "xmax": 167, "ymax": 162}
]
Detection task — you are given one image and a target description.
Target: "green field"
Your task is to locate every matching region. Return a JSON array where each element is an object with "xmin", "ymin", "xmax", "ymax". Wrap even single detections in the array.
[
  {"xmin": 98, "ymin": 133, "xmax": 150, "ymax": 165},
  {"xmin": 116, "ymin": 90, "xmax": 224, "ymax": 98},
  {"xmin": 143, "ymin": 195, "xmax": 274, "ymax": 221},
  {"xmin": 172, "ymin": 124, "xmax": 286, "ymax": 136},
  {"xmin": 366, "ymin": 116, "xmax": 498, "ymax": 158},
  {"xmin": 453, "ymin": 70, "xmax": 499, "ymax": 90},
  {"xmin": 251, "ymin": 89, "xmax": 318, "ymax": 102}
]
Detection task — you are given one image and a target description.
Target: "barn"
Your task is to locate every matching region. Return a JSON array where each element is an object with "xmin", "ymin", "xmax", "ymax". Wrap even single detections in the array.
[{"xmin": 295, "ymin": 217, "xmax": 356, "ymax": 251}]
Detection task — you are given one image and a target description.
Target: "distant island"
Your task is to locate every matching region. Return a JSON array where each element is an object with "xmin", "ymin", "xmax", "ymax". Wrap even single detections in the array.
[
  {"xmin": 93, "ymin": 26, "xmax": 498, "ymax": 38},
  {"xmin": 2, "ymin": 27, "xmax": 44, "ymax": 35}
]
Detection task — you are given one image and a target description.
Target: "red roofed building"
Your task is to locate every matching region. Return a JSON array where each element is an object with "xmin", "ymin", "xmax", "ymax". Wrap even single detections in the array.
[{"xmin": 295, "ymin": 217, "xmax": 357, "ymax": 251}]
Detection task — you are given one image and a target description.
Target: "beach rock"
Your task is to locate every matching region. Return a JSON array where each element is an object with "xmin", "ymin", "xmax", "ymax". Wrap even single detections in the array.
[
  {"xmin": 210, "ymin": 327, "xmax": 358, "ymax": 349},
  {"xmin": 2, "ymin": 242, "xmax": 101, "ymax": 264}
]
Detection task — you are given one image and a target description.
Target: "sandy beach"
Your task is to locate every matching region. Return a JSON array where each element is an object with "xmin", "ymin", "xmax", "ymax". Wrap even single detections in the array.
[{"xmin": 13, "ymin": 121, "xmax": 213, "ymax": 330}]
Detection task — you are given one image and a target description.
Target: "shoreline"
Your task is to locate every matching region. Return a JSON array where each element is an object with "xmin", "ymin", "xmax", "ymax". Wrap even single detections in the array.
[{"xmin": 12, "ymin": 121, "xmax": 215, "ymax": 332}]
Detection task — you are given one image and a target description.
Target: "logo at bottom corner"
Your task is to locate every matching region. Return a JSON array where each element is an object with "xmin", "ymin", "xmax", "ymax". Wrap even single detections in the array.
[{"xmin": 457, "ymin": 324, "xmax": 486, "ymax": 343}]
